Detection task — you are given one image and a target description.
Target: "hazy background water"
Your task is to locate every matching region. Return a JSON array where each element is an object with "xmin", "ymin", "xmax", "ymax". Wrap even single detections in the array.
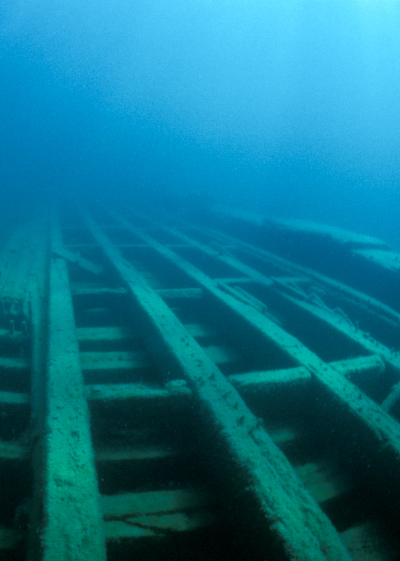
[{"xmin": 1, "ymin": 0, "xmax": 400, "ymax": 246}]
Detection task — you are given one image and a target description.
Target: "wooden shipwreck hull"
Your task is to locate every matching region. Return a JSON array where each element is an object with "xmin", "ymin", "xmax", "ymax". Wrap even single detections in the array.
[{"xmin": 1, "ymin": 204, "xmax": 400, "ymax": 560}]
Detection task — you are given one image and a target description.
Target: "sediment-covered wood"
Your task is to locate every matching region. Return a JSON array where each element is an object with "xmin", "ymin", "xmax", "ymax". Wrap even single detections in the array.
[
  {"xmin": 40, "ymin": 240, "xmax": 106, "ymax": 560},
  {"xmin": 82, "ymin": 210, "xmax": 353, "ymax": 561}
]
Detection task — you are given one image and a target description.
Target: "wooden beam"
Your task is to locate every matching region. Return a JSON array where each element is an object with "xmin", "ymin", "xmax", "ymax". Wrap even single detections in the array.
[
  {"xmin": 0, "ymin": 390, "xmax": 29, "ymax": 406},
  {"xmin": 228, "ymin": 366, "xmax": 312, "ymax": 393},
  {"xmin": 156, "ymin": 287, "xmax": 203, "ymax": 299},
  {"xmin": 39, "ymin": 221, "xmax": 106, "ymax": 561},
  {"xmin": 85, "ymin": 382, "xmax": 192, "ymax": 402}
]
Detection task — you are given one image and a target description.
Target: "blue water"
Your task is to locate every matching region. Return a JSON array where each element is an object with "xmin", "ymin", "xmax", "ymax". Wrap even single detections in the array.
[{"xmin": 1, "ymin": 1, "xmax": 400, "ymax": 246}]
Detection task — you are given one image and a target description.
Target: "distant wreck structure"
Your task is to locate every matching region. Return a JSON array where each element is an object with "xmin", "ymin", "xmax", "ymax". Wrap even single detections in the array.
[{"xmin": 2, "ymin": 202, "xmax": 400, "ymax": 560}]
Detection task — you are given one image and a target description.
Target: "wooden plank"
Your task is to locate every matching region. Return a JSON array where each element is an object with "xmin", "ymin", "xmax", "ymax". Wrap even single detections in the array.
[
  {"xmin": 80, "ymin": 350, "xmax": 148, "ymax": 372},
  {"xmin": 330, "ymin": 355, "xmax": 386, "ymax": 380},
  {"xmin": 24, "ymin": 216, "xmax": 51, "ymax": 558},
  {"xmin": 102, "ymin": 488, "xmax": 211, "ymax": 517},
  {"xmin": 95, "ymin": 443, "xmax": 175, "ymax": 462},
  {"xmin": 0, "ymin": 356, "xmax": 30, "ymax": 373},
  {"xmin": 103, "ymin": 488, "xmax": 216, "ymax": 539},
  {"xmin": 85, "ymin": 382, "xmax": 192, "ymax": 402},
  {"xmin": 0, "ymin": 329, "xmax": 28, "ymax": 341},
  {"xmin": 0, "ymin": 390, "xmax": 29, "ymax": 405},
  {"xmin": 228, "ymin": 366, "xmax": 312, "ymax": 393},
  {"xmin": 71, "ymin": 287, "xmax": 127, "ymax": 297},
  {"xmin": 0, "ymin": 439, "xmax": 26, "ymax": 460},
  {"xmin": 76, "ymin": 326, "xmax": 132, "ymax": 344},
  {"xmin": 39, "ymin": 225, "xmax": 106, "ymax": 560},
  {"xmin": 156, "ymin": 288, "xmax": 203, "ymax": 299}
]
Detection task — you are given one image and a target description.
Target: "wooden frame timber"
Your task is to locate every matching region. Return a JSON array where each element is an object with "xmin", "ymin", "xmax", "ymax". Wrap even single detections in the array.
[{"xmin": 1, "ymin": 203, "xmax": 400, "ymax": 560}]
